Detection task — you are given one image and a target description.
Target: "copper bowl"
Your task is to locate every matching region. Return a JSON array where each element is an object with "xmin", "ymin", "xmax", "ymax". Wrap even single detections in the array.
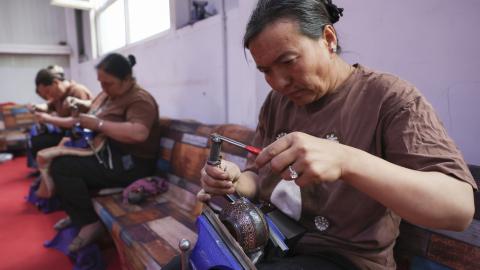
[{"xmin": 219, "ymin": 197, "xmax": 269, "ymax": 254}]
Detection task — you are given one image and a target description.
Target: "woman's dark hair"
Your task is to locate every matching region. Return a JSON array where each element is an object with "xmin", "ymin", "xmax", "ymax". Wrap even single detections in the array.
[
  {"xmin": 35, "ymin": 65, "xmax": 65, "ymax": 87},
  {"xmin": 243, "ymin": 0, "xmax": 344, "ymax": 49},
  {"xmin": 96, "ymin": 53, "xmax": 136, "ymax": 80}
]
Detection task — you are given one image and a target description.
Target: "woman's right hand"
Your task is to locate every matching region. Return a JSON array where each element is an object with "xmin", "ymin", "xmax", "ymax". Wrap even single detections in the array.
[
  {"xmin": 65, "ymin": 96, "xmax": 81, "ymax": 108},
  {"xmin": 34, "ymin": 112, "xmax": 50, "ymax": 124},
  {"xmin": 197, "ymin": 160, "xmax": 241, "ymax": 202},
  {"xmin": 65, "ymin": 97, "xmax": 91, "ymax": 114}
]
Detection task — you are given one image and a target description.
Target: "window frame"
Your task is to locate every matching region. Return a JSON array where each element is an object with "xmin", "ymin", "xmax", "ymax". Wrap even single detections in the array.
[{"xmin": 94, "ymin": 0, "xmax": 172, "ymax": 56}]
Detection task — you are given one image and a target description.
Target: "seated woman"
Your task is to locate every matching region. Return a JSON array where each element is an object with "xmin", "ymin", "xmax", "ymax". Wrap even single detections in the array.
[
  {"xmin": 47, "ymin": 53, "xmax": 161, "ymax": 252},
  {"xmin": 30, "ymin": 65, "xmax": 93, "ymax": 159},
  {"xmin": 197, "ymin": 0, "xmax": 476, "ymax": 269}
]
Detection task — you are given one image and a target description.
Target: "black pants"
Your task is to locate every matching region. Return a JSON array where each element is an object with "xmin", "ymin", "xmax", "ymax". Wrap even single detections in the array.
[
  {"xmin": 30, "ymin": 132, "xmax": 64, "ymax": 158},
  {"xmin": 164, "ymin": 253, "xmax": 358, "ymax": 270},
  {"xmin": 50, "ymin": 144, "xmax": 156, "ymax": 227},
  {"xmin": 257, "ymin": 254, "xmax": 359, "ymax": 270}
]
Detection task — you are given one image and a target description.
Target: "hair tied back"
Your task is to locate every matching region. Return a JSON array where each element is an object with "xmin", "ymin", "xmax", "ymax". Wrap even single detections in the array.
[
  {"xmin": 323, "ymin": 0, "xmax": 344, "ymax": 24},
  {"xmin": 47, "ymin": 65, "xmax": 65, "ymax": 80},
  {"xmin": 127, "ymin": 55, "xmax": 137, "ymax": 67}
]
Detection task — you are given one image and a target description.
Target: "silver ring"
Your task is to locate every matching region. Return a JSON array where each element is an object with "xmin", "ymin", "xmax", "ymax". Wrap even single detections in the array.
[{"xmin": 288, "ymin": 165, "xmax": 298, "ymax": 179}]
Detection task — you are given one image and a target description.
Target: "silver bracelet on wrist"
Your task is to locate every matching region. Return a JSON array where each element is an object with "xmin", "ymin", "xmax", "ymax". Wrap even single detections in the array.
[{"xmin": 96, "ymin": 119, "xmax": 104, "ymax": 131}]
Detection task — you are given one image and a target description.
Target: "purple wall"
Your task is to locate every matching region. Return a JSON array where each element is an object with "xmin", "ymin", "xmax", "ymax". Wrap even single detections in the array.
[{"xmin": 335, "ymin": 0, "xmax": 480, "ymax": 164}]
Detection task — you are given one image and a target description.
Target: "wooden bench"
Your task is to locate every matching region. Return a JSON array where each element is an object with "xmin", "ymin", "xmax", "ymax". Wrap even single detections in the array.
[
  {"xmin": 92, "ymin": 118, "xmax": 480, "ymax": 269},
  {"xmin": 92, "ymin": 118, "xmax": 254, "ymax": 269},
  {"xmin": 0, "ymin": 104, "xmax": 35, "ymax": 152}
]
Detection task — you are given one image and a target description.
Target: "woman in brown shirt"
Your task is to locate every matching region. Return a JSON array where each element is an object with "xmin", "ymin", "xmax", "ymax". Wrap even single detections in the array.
[
  {"xmin": 198, "ymin": 0, "xmax": 476, "ymax": 269},
  {"xmin": 47, "ymin": 53, "xmax": 161, "ymax": 252},
  {"xmin": 29, "ymin": 65, "xmax": 93, "ymax": 159}
]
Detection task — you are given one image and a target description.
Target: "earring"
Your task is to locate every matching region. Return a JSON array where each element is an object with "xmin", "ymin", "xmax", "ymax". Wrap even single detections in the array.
[{"xmin": 331, "ymin": 46, "xmax": 337, "ymax": 53}]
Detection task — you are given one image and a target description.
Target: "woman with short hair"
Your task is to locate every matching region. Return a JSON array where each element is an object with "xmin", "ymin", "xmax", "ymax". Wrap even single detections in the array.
[{"xmin": 30, "ymin": 65, "xmax": 93, "ymax": 159}]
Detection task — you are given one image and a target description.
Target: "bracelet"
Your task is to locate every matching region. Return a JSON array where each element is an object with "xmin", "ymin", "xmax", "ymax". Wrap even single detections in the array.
[{"xmin": 96, "ymin": 119, "xmax": 104, "ymax": 131}]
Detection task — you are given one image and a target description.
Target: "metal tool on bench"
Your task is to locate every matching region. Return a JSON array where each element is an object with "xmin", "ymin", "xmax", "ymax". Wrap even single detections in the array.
[
  {"xmin": 209, "ymin": 134, "xmax": 306, "ymax": 255},
  {"xmin": 185, "ymin": 134, "xmax": 268, "ymax": 269},
  {"xmin": 180, "ymin": 133, "xmax": 306, "ymax": 269},
  {"xmin": 211, "ymin": 133, "xmax": 298, "ymax": 180}
]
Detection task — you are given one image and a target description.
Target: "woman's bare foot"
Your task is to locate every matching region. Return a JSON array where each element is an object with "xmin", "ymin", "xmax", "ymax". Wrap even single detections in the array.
[
  {"xmin": 53, "ymin": 216, "xmax": 72, "ymax": 231},
  {"xmin": 68, "ymin": 221, "xmax": 105, "ymax": 252}
]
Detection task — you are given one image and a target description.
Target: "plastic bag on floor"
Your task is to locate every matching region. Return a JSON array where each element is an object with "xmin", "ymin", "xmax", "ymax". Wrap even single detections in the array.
[
  {"xmin": 25, "ymin": 176, "xmax": 62, "ymax": 213},
  {"xmin": 44, "ymin": 226, "xmax": 106, "ymax": 270}
]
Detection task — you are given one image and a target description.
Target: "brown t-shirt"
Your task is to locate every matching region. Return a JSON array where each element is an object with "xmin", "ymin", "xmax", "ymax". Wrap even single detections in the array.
[
  {"xmin": 49, "ymin": 81, "xmax": 93, "ymax": 117},
  {"xmin": 92, "ymin": 84, "xmax": 160, "ymax": 159},
  {"xmin": 246, "ymin": 64, "xmax": 476, "ymax": 269}
]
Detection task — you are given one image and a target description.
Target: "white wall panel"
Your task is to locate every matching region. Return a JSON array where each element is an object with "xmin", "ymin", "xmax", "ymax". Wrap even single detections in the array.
[
  {"xmin": 74, "ymin": 15, "xmax": 226, "ymax": 124},
  {"xmin": 0, "ymin": 0, "xmax": 67, "ymax": 45},
  {"xmin": 334, "ymin": 0, "xmax": 480, "ymax": 164},
  {"xmin": 0, "ymin": 0, "xmax": 70, "ymax": 105},
  {"xmin": 0, "ymin": 55, "xmax": 70, "ymax": 104}
]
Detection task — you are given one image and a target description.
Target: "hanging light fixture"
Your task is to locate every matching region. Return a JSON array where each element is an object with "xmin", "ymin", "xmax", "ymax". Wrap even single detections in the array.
[{"xmin": 50, "ymin": 0, "xmax": 94, "ymax": 10}]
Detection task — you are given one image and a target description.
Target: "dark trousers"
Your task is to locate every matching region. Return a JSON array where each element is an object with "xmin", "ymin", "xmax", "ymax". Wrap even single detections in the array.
[
  {"xmin": 30, "ymin": 132, "xmax": 64, "ymax": 158},
  {"xmin": 164, "ymin": 253, "xmax": 359, "ymax": 270},
  {"xmin": 257, "ymin": 254, "xmax": 359, "ymax": 270},
  {"xmin": 50, "ymin": 145, "xmax": 156, "ymax": 227}
]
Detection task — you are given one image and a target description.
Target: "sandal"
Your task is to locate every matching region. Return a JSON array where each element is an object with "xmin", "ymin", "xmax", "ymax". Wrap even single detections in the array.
[
  {"xmin": 68, "ymin": 221, "xmax": 105, "ymax": 252},
  {"xmin": 53, "ymin": 217, "xmax": 72, "ymax": 231},
  {"xmin": 68, "ymin": 236, "xmax": 86, "ymax": 253}
]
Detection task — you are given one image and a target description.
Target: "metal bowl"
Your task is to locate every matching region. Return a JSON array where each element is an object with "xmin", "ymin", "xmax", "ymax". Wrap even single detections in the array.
[{"xmin": 219, "ymin": 197, "xmax": 269, "ymax": 254}]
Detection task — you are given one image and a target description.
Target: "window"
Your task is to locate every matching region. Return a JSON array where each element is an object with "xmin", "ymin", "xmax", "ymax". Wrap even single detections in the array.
[
  {"xmin": 97, "ymin": 0, "xmax": 126, "ymax": 54},
  {"xmin": 95, "ymin": 0, "xmax": 171, "ymax": 55},
  {"xmin": 128, "ymin": 0, "xmax": 170, "ymax": 43}
]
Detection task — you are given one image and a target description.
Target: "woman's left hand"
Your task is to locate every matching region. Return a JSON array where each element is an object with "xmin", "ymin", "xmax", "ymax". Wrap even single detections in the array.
[
  {"xmin": 255, "ymin": 132, "xmax": 350, "ymax": 187},
  {"xmin": 78, "ymin": 114, "xmax": 100, "ymax": 131}
]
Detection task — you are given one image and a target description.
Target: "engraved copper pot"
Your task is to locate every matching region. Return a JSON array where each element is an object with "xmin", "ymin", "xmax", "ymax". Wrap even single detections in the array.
[{"xmin": 219, "ymin": 197, "xmax": 269, "ymax": 254}]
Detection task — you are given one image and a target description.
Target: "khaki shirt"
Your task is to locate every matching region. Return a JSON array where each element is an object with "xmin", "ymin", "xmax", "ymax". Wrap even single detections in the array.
[
  {"xmin": 246, "ymin": 64, "xmax": 476, "ymax": 269},
  {"xmin": 48, "ymin": 81, "xmax": 92, "ymax": 117},
  {"xmin": 92, "ymin": 84, "xmax": 160, "ymax": 159}
]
